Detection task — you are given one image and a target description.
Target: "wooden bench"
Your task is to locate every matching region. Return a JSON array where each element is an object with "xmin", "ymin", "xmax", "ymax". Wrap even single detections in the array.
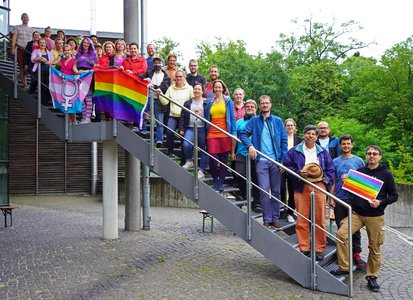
[
  {"xmin": 0, "ymin": 205, "xmax": 17, "ymax": 227},
  {"xmin": 199, "ymin": 210, "xmax": 214, "ymax": 233}
]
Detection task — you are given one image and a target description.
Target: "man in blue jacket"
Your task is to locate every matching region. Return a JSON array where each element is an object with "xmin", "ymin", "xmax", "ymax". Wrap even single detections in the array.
[{"xmin": 240, "ymin": 95, "xmax": 288, "ymax": 229}]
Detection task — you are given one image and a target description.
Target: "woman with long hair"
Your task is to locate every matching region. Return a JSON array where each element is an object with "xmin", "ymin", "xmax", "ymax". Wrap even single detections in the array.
[{"xmin": 205, "ymin": 80, "xmax": 236, "ymax": 191}]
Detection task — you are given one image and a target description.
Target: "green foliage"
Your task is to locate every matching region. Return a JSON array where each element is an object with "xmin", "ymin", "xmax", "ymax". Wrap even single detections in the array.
[
  {"xmin": 152, "ymin": 36, "xmax": 181, "ymax": 65},
  {"xmin": 185, "ymin": 20, "xmax": 413, "ymax": 183}
]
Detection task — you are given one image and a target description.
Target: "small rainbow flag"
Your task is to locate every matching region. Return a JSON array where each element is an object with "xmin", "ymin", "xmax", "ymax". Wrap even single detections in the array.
[
  {"xmin": 342, "ymin": 169, "xmax": 383, "ymax": 202},
  {"xmin": 93, "ymin": 68, "xmax": 148, "ymax": 127}
]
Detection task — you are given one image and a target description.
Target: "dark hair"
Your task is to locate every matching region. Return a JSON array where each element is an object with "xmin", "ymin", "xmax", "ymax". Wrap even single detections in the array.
[
  {"xmin": 129, "ymin": 42, "xmax": 139, "ymax": 49},
  {"xmin": 303, "ymin": 124, "xmax": 318, "ymax": 135},
  {"xmin": 90, "ymin": 34, "xmax": 98, "ymax": 39},
  {"xmin": 193, "ymin": 83, "xmax": 205, "ymax": 98},
  {"xmin": 66, "ymin": 37, "xmax": 78, "ymax": 49},
  {"xmin": 32, "ymin": 31, "xmax": 40, "ymax": 37},
  {"xmin": 339, "ymin": 134, "xmax": 354, "ymax": 144},
  {"xmin": 366, "ymin": 145, "xmax": 382, "ymax": 155}
]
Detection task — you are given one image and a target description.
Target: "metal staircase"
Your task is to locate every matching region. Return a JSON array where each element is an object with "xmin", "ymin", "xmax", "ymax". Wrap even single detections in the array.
[{"xmin": 0, "ymin": 58, "xmax": 355, "ymax": 297}]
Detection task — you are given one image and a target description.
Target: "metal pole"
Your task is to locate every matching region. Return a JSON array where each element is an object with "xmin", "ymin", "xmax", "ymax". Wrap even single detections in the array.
[
  {"xmin": 64, "ymin": 114, "xmax": 69, "ymax": 141},
  {"xmin": 112, "ymin": 118, "xmax": 118, "ymax": 137},
  {"xmin": 149, "ymin": 91, "xmax": 155, "ymax": 167},
  {"xmin": 142, "ymin": 165, "xmax": 151, "ymax": 230},
  {"xmin": 348, "ymin": 207, "xmax": 354, "ymax": 297},
  {"xmin": 90, "ymin": 142, "xmax": 98, "ymax": 195},
  {"xmin": 193, "ymin": 121, "xmax": 199, "ymax": 200},
  {"xmin": 140, "ymin": 0, "xmax": 147, "ymax": 56},
  {"xmin": 13, "ymin": 49, "xmax": 17, "ymax": 98},
  {"xmin": 246, "ymin": 155, "xmax": 252, "ymax": 241},
  {"xmin": 37, "ymin": 63, "xmax": 41, "ymax": 119},
  {"xmin": 310, "ymin": 191, "xmax": 317, "ymax": 290}
]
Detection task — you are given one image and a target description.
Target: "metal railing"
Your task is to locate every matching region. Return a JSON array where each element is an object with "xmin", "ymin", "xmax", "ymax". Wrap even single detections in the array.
[{"xmin": 147, "ymin": 87, "xmax": 354, "ymax": 296}]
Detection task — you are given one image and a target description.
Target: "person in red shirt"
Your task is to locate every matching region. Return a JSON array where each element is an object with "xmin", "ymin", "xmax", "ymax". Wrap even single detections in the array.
[{"xmin": 121, "ymin": 42, "xmax": 147, "ymax": 76}]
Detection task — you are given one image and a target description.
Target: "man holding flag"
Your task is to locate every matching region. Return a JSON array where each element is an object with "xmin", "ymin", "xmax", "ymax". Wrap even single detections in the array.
[{"xmin": 331, "ymin": 145, "xmax": 398, "ymax": 293}]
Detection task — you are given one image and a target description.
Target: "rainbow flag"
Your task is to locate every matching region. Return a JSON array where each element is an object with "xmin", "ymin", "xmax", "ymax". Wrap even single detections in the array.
[
  {"xmin": 93, "ymin": 68, "xmax": 148, "ymax": 126},
  {"xmin": 342, "ymin": 169, "xmax": 383, "ymax": 202},
  {"xmin": 49, "ymin": 67, "xmax": 93, "ymax": 114}
]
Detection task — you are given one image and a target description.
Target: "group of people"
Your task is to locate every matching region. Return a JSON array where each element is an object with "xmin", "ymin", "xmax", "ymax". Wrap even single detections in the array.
[{"xmin": 12, "ymin": 13, "xmax": 399, "ymax": 294}]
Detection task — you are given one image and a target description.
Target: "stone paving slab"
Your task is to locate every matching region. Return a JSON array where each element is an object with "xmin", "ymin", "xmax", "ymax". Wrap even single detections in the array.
[{"xmin": 0, "ymin": 195, "xmax": 412, "ymax": 299}]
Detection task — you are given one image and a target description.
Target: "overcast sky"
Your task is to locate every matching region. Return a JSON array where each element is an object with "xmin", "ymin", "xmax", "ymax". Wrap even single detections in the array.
[{"xmin": 9, "ymin": 0, "xmax": 412, "ymax": 63}]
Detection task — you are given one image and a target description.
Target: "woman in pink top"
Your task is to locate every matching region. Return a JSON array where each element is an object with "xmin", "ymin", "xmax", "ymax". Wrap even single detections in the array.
[{"xmin": 50, "ymin": 44, "xmax": 77, "ymax": 124}]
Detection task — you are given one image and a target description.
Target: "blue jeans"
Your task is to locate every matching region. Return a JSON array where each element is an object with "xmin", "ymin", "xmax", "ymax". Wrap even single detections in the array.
[
  {"xmin": 256, "ymin": 160, "xmax": 281, "ymax": 224},
  {"xmin": 144, "ymin": 99, "xmax": 165, "ymax": 143},
  {"xmin": 182, "ymin": 127, "xmax": 208, "ymax": 171}
]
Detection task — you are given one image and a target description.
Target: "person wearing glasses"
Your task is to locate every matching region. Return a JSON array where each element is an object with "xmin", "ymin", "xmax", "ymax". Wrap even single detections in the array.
[
  {"xmin": 240, "ymin": 95, "xmax": 288, "ymax": 229},
  {"xmin": 316, "ymin": 121, "xmax": 341, "ymax": 159},
  {"xmin": 185, "ymin": 59, "xmax": 206, "ymax": 88},
  {"xmin": 331, "ymin": 145, "xmax": 398, "ymax": 293}
]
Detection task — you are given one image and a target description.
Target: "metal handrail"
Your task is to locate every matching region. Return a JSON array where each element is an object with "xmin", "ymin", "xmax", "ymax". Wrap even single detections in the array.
[{"xmin": 148, "ymin": 86, "xmax": 354, "ymax": 296}]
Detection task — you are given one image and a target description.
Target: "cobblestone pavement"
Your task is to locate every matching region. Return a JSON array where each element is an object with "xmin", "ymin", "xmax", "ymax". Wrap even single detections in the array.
[{"xmin": 1, "ymin": 195, "xmax": 412, "ymax": 300}]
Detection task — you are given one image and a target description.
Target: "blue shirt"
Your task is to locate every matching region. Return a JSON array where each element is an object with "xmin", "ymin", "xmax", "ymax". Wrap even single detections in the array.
[
  {"xmin": 259, "ymin": 120, "xmax": 276, "ymax": 160},
  {"xmin": 333, "ymin": 155, "xmax": 365, "ymax": 199}
]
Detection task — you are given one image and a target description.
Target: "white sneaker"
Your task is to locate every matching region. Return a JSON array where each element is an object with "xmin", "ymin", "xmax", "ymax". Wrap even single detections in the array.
[
  {"xmin": 80, "ymin": 118, "xmax": 91, "ymax": 124},
  {"xmin": 182, "ymin": 161, "xmax": 194, "ymax": 169},
  {"xmin": 287, "ymin": 214, "xmax": 295, "ymax": 223},
  {"xmin": 197, "ymin": 170, "xmax": 205, "ymax": 179}
]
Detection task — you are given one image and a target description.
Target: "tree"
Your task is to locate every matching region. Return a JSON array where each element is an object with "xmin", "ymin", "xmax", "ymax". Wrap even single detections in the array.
[
  {"xmin": 276, "ymin": 17, "xmax": 374, "ymax": 65},
  {"xmin": 152, "ymin": 36, "xmax": 181, "ymax": 64}
]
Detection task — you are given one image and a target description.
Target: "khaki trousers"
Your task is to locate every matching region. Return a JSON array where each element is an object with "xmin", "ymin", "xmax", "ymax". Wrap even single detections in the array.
[
  {"xmin": 336, "ymin": 212, "xmax": 385, "ymax": 278},
  {"xmin": 294, "ymin": 182, "xmax": 327, "ymax": 252}
]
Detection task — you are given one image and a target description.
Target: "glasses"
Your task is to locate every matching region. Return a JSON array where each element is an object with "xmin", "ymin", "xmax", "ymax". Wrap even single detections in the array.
[
  {"xmin": 286, "ymin": 125, "xmax": 294, "ymax": 127},
  {"xmin": 175, "ymin": 75, "xmax": 183, "ymax": 78},
  {"xmin": 366, "ymin": 152, "xmax": 380, "ymax": 156}
]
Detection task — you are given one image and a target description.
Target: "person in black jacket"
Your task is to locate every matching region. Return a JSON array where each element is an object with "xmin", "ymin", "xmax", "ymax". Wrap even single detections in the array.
[
  {"xmin": 281, "ymin": 118, "xmax": 302, "ymax": 222},
  {"xmin": 24, "ymin": 31, "xmax": 41, "ymax": 93},
  {"xmin": 139, "ymin": 57, "xmax": 171, "ymax": 146},
  {"xmin": 331, "ymin": 145, "xmax": 398, "ymax": 293},
  {"xmin": 178, "ymin": 83, "xmax": 208, "ymax": 179}
]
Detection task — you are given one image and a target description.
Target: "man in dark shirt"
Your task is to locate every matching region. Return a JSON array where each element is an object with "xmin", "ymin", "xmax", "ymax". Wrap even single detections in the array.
[
  {"xmin": 186, "ymin": 59, "xmax": 206, "ymax": 88},
  {"xmin": 331, "ymin": 145, "xmax": 398, "ymax": 293}
]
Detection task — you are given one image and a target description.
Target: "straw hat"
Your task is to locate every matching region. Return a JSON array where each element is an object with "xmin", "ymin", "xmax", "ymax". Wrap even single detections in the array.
[{"xmin": 302, "ymin": 163, "xmax": 323, "ymax": 182}]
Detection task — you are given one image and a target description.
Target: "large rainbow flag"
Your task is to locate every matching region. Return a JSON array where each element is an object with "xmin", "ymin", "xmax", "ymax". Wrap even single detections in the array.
[
  {"xmin": 93, "ymin": 68, "xmax": 148, "ymax": 126},
  {"xmin": 342, "ymin": 169, "xmax": 383, "ymax": 202},
  {"xmin": 49, "ymin": 67, "xmax": 93, "ymax": 114}
]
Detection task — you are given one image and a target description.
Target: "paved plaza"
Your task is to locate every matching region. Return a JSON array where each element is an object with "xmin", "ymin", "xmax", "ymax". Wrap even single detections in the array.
[{"xmin": 1, "ymin": 195, "xmax": 412, "ymax": 299}]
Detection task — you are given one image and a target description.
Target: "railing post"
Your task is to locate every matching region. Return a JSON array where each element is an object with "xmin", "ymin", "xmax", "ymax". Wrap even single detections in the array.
[
  {"xmin": 348, "ymin": 207, "xmax": 354, "ymax": 297},
  {"xmin": 149, "ymin": 90, "xmax": 155, "ymax": 167},
  {"xmin": 64, "ymin": 114, "xmax": 69, "ymax": 141},
  {"xmin": 142, "ymin": 164, "xmax": 151, "ymax": 230},
  {"xmin": 13, "ymin": 50, "xmax": 17, "ymax": 99},
  {"xmin": 246, "ymin": 155, "xmax": 252, "ymax": 241},
  {"xmin": 112, "ymin": 118, "xmax": 118, "ymax": 137},
  {"xmin": 37, "ymin": 63, "xmax": 42, "ymax": 119},
  {"xmin": 310, "ymin": 191, "xmax": 317, "ymax": 290},
  {"xmin": 193, "ymin": 121, "xmax": 199, "ymax": 200}
]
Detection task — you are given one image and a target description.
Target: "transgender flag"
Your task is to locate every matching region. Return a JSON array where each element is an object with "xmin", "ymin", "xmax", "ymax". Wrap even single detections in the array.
[
  {"xmin": 342, "ymin": 169, "xmax": 384, "ymax": 202},
  {"xmin": 93, "ymin": 68, "xmax": 148, "ymax": 127},
  {"xmin": 49, "ymin": 67, "xmax": 93, "ymax": 114}
]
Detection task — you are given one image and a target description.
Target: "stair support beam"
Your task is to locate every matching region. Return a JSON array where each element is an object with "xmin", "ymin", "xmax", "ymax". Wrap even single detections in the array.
[
  {"xmin": 125, "ymin": 152, "xmax": 141, "ymax": 231},
  {"xmin": 102, "ymin": 140, "xmax": 118, "ymax": 239}
]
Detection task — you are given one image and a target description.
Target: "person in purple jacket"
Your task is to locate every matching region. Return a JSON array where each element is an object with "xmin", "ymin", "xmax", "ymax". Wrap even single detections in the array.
[{"xmin": 283, "ymin": 124, "xmax": 335, "ymax": 261}]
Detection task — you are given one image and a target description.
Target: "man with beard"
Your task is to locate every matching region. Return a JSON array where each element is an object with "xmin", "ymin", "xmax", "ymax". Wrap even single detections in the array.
[
  {"xmin": 146, "ymin": 43, "xmax": 165, "ymax": 71},
  {"xmin": 186, "ymin": 59, "xmax": 206, "ymax": 88},
  {"xmin": 331, "ymin": 134, "xmax": 365, "ymax": 269},
  {"xmin": 231, "ymin": 99, "xmax": 262, "ymax": 213},
  {"xmin": 240, "ymin": 95, "xmax": 288, "ymax": 228},
  {"xmin": 316, "ymin": 121, "xmax": 341, "ymax": 159},
  {"xmin": 331, "ymin": 145, "xmax": 398, "ymax": 293},
  {"xmin": 205, "ymin": 66, "xmax": 229, "ymax": 99}
]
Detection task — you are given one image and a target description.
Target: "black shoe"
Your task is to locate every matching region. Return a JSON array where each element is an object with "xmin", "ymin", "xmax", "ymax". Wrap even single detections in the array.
[
  {"xmin": 156, "ymin": 143, "xmax": 164, "ymax": 148},
  {"xmin": 301, "ymin": 251, "xmax": 310, "ymax": 257},
  {"xmin": 330, "ymin": 269, "xmax": 349, "ymax": 276},
  {"xmin": 316, "ymin": 252, "xmax": 324, "ymax": 261},
  {"xmin": 367, "ymin": 277, "xmax": 380, "ymax": 292},
  {"xmin": 253, "ymin": 205, "xmax": 263, "ymax": 213}
]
